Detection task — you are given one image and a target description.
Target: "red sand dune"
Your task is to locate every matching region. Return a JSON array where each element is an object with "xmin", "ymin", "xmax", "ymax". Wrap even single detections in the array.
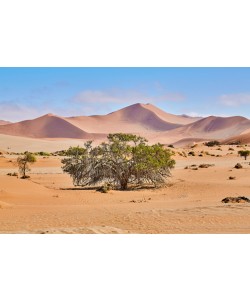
[
  {"xmin": 222, "ymin": 132, "xmax": 250, "ymax": 144},
  {"xmin": 0, "ymin": 104, "xmax": 250, "ymax": 147},
  {"xmin": 150, "ymin": 115, "xmax": 250, "ymax": 144},
  {"xmin": 66, "ymin": 103, "xmax": 199, "ymax": 134},
  {"xmin": 135, "ymin": 103, "xmax": 201, "ymax": 125},
  {"xmin": 0, "ymin": 103, "xmax": 199, "ymax": 139},
  {"xmin": 0, "ymin": 114, "xmax": 105, "ymax": 139},
  {"xmin": 178, "ymin": 116, "xmax": 250, "ymax": 139}
]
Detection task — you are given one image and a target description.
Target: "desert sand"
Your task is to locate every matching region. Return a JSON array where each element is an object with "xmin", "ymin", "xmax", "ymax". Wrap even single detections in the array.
[
  {"xmin": 1, "ymin": 144, "xmax": 250, "ymax": 234},
  {"xmin": 1, "ymin": 103, "xmax": 250, "ymax": 233}
]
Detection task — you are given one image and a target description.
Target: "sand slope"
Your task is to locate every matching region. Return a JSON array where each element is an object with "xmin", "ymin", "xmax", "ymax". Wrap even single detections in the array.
[
  {"xmin": 0, "ymin": 134, "xmax": 107, "ymax": 152},
  {"xmin": 179, "ymin": 116, "xmax": 250, "ymax": 137},
  {"xmin": 0, "ymin": 114, "xmax": 106, "ymax": 139},
  {"xmin": 0, "ymin": 120, "xmax": 11, "ymax": 125},
  {"xmin": 66, "ymin": 103, "xmax": 193, "ymax": 133},
  {"xmin": 0, "ymin": 104, "xmax": 250, "ymax": 147},
  {"xmin": 138, "ymin": 103, "xmax": 201, "ymax": 124},
  {"xmin": 223, "ymin": 132, "xmax": 250, "ymax": 144},
  {"xmin": 149, "ymin": 115, "xmax": 250, "ymax": 145},
  {"xmin": 0, "ymin": 103, "xmax": 201, "ymax": 139}
]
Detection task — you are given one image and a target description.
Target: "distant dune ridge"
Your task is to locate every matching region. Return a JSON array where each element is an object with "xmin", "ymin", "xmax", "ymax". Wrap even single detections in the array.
[
  {"xmin": 0, "ymin": 103, "xmax": 250, "ymax": 150},
  {"xmin": 0, "ymin": 114, "xmax": 106, "ymax": 139},
  {"xmin": 222, "ymin": 132, "xmax": 250, "ymax": 145},
  {"xmin": 0, "ymin": 120, "xmax": 11, "ymax": 125}
]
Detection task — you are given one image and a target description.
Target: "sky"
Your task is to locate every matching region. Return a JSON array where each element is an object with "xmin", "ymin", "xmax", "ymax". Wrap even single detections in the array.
[{"xmin": 1, "ymin": 67, "xmax": 250, "ymax": 122}]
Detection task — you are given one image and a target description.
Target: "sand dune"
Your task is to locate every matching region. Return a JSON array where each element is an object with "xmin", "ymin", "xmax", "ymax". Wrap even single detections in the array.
[
  {"xmin": 0, "ymin": 104, "xmax": 250, "ymax": 148},
  {"xmin": 138, "ymin": 103, "xmax": 201, "ymax": 124},
  {"xmin": 0, "ymin": 103, "xmax": 201, "ymax": 139},
  {"xmin": 66, "ymin": 103, "xmax": 189, "ymax": 133},
  {"xmin": 0, "ymin": 114, "xmax": 105, "ymax": 139},
  {"xmin": 149, "ymin": 115, "xmax": 250, "ymax": 144},
  {"xmin": 0, "ymin": 120, "xmax": 11, "ymax": 125},
  {"xmin": 181, "ymin": 116, "xmax": 250, "ymax": 135},
  {"xmin": 222, "ymin": 132, "xmax": 250, "ymax": 144}
]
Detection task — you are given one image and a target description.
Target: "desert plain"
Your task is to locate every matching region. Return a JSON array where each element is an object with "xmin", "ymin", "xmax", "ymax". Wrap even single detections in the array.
[
  {"xmin": 0, "ymin": 143, "xmax": 250, "ymax": 234},
  {"xmin": 0, "ymin": 103, "xmax": 250, "ymax": 234}
]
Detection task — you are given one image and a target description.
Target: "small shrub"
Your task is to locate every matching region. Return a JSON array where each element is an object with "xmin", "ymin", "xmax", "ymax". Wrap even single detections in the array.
[
  {"xmin": 17, "ymin": 152, "xmax": 36, "ymax": 178},
  {"xmin": 6, "ymin": 172, "xmax": 18, "ymax": 176},
  {"xmin": 183, "ymin": 151, "xmax": 187, "ymax": 157},
  {"xmin": 229, "ymin": 176, "xmax": 236, "ymax": 180},
  {"xmin": 234, "ymin": 163, "xmax": 243, "ymax": 169},
  {"xmin": 38, "ymin": 151, "xmax": 50, "ymax": 156},
  {"xmin": 205, "ymin": 140, "xmax": 220, "ymax": 147},
  {"xmin": 188, "ymin": 151, "xmax": 195, "ymax": 156},
  {"xmin": 222, "ymin": 196, "xmax": 250, "ymax": 203},
  {"xmin": 199, "ymin": 164, "xmax": 214, "ymax": 168}
]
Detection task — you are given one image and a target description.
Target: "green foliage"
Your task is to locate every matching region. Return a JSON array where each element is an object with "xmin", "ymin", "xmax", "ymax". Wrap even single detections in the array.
[
  {"xmin": 65, "ymin": 145, "xmax": 88, "ymax": 156},
  {"xmin": 17, "ymin": 152, "xmax": 36, "ymax": 178},
  {"xmin": 205, "ymin": 140, "xmax": 220, "ymax": 147},
  {"xmin": 35, "ymin": 151, "xmax": 51, "ymax": 156},
  {"xmin": 61, "ymin": 134, "xmax": 175, "ymax": 190},
  {"xmin": 238, "ymin": 150, "xmax": 250, "ymax": 160}
]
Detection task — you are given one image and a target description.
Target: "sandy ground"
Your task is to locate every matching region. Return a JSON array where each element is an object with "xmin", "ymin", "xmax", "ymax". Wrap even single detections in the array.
[{"xmin": 0, "ymin": 144, "xmax": 250, "ymax": 233}]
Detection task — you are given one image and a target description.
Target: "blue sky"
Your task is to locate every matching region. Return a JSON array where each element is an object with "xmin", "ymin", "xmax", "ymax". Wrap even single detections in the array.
[{"xmin": 1, "ymin": 67, "xmax": 250, "ymax": 121}]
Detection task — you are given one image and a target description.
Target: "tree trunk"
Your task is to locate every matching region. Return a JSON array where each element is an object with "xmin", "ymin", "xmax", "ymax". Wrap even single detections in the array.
[
  {"xmin": 23, "ymin": 162, "xmax": 26, "ymax": 177},
  {"xmin": 120, "ymin": 180, "xmax": 128, "ymax": 190}
]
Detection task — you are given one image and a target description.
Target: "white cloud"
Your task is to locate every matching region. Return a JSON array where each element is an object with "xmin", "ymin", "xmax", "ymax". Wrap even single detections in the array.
[
  {"xmin": 0, "ymin": 101, "xmax": 49, "ymax": 122},
  {"xmin": 184, "ymin": 112, "xmax": 205, "ymax": 117},
  {"xmin": 72, "ymin": 88, "xmax": 185, "ymax": 105},
  {"xmin": 220, "ymin": 93, "xmax": 250, "ymax": 106}
]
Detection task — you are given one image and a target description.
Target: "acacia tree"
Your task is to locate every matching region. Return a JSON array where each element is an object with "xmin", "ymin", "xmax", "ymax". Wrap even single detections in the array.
[
  {"xmin": 61, "ymin": 134, "xmax": 175, "ymax": 190},
  {"xmin": 17, "ymin": 152, "xmax": 36, "ymax": 178},
  {"xmin": 61, "ymin": 142, "xmax": 100, "ymax": 186},
  {"xmin": 238, "ymin": 150, "xmax": 250, "ymax": 160}
]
